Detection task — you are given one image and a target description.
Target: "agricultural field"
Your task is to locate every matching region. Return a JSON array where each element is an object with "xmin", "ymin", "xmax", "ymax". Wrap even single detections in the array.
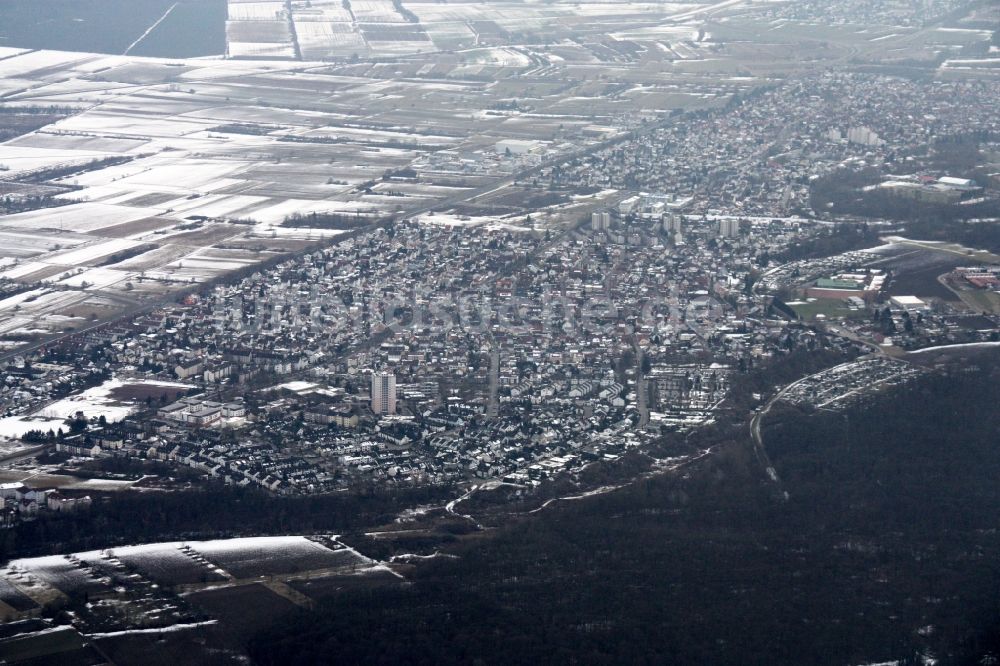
[
  {"xmin": 0, "ymin": 108, "xmax": 72, "ymax": 143},
  {"xmin": 92, "ymin": 623, "xmax": 245, "ymax": 666},
  {"xmin": 0, "ymin": 534, "xmax": 392, "ymax": 660},
  {"xmin": 2, "ymin": 537, "xmax": 374, "ymax": 597},
  {"xmin": 0, "ymin": 37, "xmax": 743, "ymax": 349},
  {"xmin": 185, "ymin": 583, "xmax": 299, "ymax": 641},
  {"xmin": 252, "ymin": 0, "xmax": 929, "ymax": 64},
  {"xmin": 6, "ymin": 555, "xmax": 114, "ymax": 598},
  {"xmin": 287, "ymin": 567, "xmax": 400, "ymax": 600},
  {"xmin": 0, "ymin": 625, "xmax": 104, "ymax": 665},
  {"xmin": 0, "ymin": 578, "xmax": 39, "ymax": 615},
  {"xmin": 112, "ymin": 544, "xmax": 230, "ymax": 587},
  {"xmin": 0, "ymin": 469, "xmax": 143, "ymax": 490},
  {"xmin": 187, "ymin": 536, "xmax": 364, "ymax": 578},
  {"xmin": 942, "ymin": 279, "xmax": 1000, "ymax": 315}
]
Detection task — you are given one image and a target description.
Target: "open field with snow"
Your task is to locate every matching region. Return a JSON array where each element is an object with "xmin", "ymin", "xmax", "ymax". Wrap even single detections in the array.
[
  {"xmin": 6, "ymin": 555, "xmax": 114, "ymax": 598},
  {"xmin": 3, "ymin": 536, "xmax": 375, "ymax": 601},
  {"xmin": 112, "ymin": 543, "xmax": 230, "ymax": 586},
  {"xmin": 0, "ymin": 378, "xmax": 192, "ymax": 441},
  {"xmin": 188, "ymin": 536, "xmax": 364, "ymax": 578},
  {"xmin": 0, "ymin": 534, "xmax": 393, "ymax": 654},
  {"xmin": 0, "ymin": 470, "xmax": 144, "ymax": 490}
]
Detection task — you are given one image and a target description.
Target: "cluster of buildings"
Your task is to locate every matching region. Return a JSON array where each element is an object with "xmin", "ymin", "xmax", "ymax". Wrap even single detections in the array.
[
  {"xmin": 955, "ymin": 266, "xmax": 1000, "ymax": 290},
  {"xmin": 4, "ymin": 67, "xmax": 997, "ymax": 499},
  {"xmin": 877, "ymin": 175, "xmax": 983, "ymax": 205},
  {"xmin": 780, "ymin": 358, "xmax": 925, "ymax": 410},
  {"xmin": 158, "ymin": 396, "xmax": 247, "ymax": 427},
  {"xmin": 0, "ymin": 208, "xmax": 871, "ymax": 494},
  {"xmin": 761, "ymin": 245, "xmax": 1000, "ymax": 349},
  {"xmin": 546, "ymin": 73, "xmax": 1000, "ymax": 220},
  {"xmin": 752, "ymin": 0, "xmax": 969, "ymax": 28},
  {"xmin": 0, "ymin": 361, "xmax": 110, "ymax": 424},
  {"xmin": 0, "ymin": 482, "xmax": 91, "ymax": 528}
]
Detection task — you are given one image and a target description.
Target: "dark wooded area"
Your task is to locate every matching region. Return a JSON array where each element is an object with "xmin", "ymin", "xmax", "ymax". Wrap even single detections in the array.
[{"xmin": 247, "ymin": 365, "xmax": 1000, "ymax": 665}]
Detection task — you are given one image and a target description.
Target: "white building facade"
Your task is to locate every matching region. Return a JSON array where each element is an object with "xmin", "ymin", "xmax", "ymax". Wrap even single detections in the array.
[{"xmin": 371, "ymin": 371, "xmax": 397, "ymax": 415}]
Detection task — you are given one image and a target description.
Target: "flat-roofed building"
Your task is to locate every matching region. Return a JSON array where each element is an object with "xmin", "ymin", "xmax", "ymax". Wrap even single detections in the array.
[{"xmin": 890, "ymin": 295, "xmax": 929, "ymax": 312}]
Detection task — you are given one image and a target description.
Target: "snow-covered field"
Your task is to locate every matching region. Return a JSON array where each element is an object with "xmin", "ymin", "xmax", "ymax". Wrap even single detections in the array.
[
  {"xmin": 227, "ymin": 2, "xmax": 286, "ymax": 21},
  {"xmin": 0, "ymin": 378, "xmax": 192, "ymax": 441},
  {"xmin": 6, "ymin": 555, "xmax": 111, "ymax": 597},
  {"xmin": 109, "ymin": 542, "xmax": 228, "ymax": 586},
  {"xmin": 3, "ymin": 536, "xmax": 370, "ymax": 595},
  {"xmin": 188, "ymin": 536, "xmax": 363, "ymax": 578},
  {"xmin": 412, "ymin": 212, "xmax": 499, "ymax": 228},
  {"xmin": 0, "ymin": 289, "xmax": 88, "ymax": 328},
  {"xmin": 0, "ymin": 202, "xmax": 161, "ymax": 234},
  {"xmin": 0, "ymin": 414, "xmax": 88, "ymax": 440},
  {"xmin": 41, "ymin": 239, "xmax": 145, "ymax": 267},
  {"xmin": 39, "ymin": 378, "xmax": 190, "ymax": 421}
]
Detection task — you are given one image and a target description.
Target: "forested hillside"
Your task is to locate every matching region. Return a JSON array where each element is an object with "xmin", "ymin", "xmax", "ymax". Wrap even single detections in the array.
[{"xmin": 250, "ymin": 363, "xmax": 1000, "ymax": 665}]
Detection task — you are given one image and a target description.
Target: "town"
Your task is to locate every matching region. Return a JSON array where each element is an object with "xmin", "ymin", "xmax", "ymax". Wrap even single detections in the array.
[
  {"xmin": 0, "ymin": 0, "xmax": 998, "ymax": 662},
  {"xmin": 2, "ymin": 191, "xmax": 998, "ymax": 503},
  {"xmin": 0, "ymin": 49, "xmax": 998, "ymax": 507}
]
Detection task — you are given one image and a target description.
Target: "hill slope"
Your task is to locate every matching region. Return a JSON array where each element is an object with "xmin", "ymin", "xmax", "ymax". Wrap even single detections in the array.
[{"xmin": 250, "ymin": 364, "xmax": 1000, "ymax": 665}]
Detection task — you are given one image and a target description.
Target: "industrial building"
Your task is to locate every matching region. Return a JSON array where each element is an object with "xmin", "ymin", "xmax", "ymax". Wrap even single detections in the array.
[{"xmin": 889, "ymin": 295, "xmax": 929, "ymax": 312}]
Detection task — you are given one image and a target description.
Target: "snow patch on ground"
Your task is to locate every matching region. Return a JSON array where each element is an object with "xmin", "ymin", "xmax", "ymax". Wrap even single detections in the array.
[
  {"xmin": 86, "ymin": 620, "xmax": 218, "ymax": 638},
  {"xmin": 0, "ymin": 378, "xmax": 191, "ymax": 441},
  {"xmin": 907, "ymin": 341, "xmax": 1000, "ymax": 355}
]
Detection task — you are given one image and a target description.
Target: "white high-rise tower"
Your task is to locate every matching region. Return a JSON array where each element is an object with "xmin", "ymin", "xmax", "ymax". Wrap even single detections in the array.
[{"xmin": 371, "ymin": 371, "xmax": 396, "ymax": 415}]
